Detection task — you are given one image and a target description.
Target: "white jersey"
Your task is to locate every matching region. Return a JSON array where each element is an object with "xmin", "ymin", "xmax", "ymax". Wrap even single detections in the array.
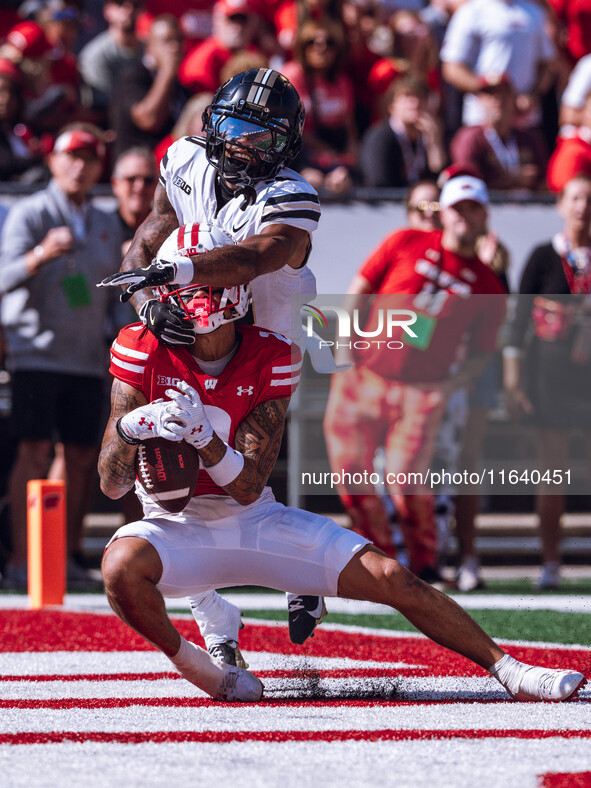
[{"xmin": 159, "ymin": 136, "xmax": 320, "ymax": 346}]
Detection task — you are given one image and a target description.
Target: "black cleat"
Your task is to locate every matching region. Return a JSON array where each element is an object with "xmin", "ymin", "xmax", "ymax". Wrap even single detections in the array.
[
  {"xmin": 208, "ymin": 640, "xmax": 249, "ymax": 669},
  {"xmin": 287, "ymin": 595, "xmax": 327, "ymax": 645}
]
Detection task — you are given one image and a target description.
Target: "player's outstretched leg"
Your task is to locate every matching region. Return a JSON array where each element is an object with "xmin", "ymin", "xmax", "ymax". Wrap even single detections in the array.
[
  {"xmin": 102, "ymin": 537, "xmax": 262, "ymax": 702},
  {"xmin": 287, "ymin": 594, "xmax": 327, "ymax": 644},
  {"xmin": 188, "ymin": 590, "xmax": 248, "ymax": 668},
  {"xmin": 337, "ymin": 545, "xmax": 586, "ymax": 702}
]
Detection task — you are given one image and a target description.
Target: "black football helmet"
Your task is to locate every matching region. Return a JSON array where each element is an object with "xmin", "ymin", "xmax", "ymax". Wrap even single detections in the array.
[{"xmin": 202, "ymin": 68, "xmax": 304, "ymax": 186}]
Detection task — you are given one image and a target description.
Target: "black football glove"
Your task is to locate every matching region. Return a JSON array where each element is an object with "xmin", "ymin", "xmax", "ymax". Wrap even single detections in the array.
[
  {"xmin": 139, "ymin": 299, "xmax": 196, "ymax": 346},
  {"xmin": 97, "ymin": 260, "xmax": 177, "ymax": 303}
]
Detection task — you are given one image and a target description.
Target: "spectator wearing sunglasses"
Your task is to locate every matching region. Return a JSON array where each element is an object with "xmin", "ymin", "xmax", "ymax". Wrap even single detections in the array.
[
  {"xmin": 110, "ymin": 146, "xmax": 158, "ymax": 253},
  {"xmin": 281, "ymin": 17, "xmax": 359, "ymax": 195}
]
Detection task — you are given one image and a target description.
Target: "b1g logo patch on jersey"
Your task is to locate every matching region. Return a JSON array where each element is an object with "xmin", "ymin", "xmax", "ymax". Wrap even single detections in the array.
[
  {"xmin": 173, "ymin": 175, "xmax": 192, "ymax": 195},
  {"xmin": 157, "ymin": 375, "xmax": 183, "ymax": 387}
]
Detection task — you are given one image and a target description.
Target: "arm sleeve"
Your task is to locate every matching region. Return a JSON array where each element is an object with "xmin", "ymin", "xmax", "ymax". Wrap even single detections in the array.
[
  {"xmin": 505, "ymin": 247, "xmax": 546, "ymax": 347},
  {"xmin": 358, "ymin": 232, "xmax": 401, "ymax": 291},
  {"xmin": 468, "ymin": 294, "xmax": 507, "ymax": 354},
  {"xmin": 546, "ymin": 140, "xmax": 591, "ymax": 192},
  {"xmin": 440, "ymin": 4, "xmax": 480, "ymax": 66},
  {"xmin": 359, "ymin": 124, "xmax": 406, "ymax": 187},
  {"xmin": 258, "ymin": 332, "xmax": 303, "ymax": 403},
  {"xmin": 0, "ymin": 203, "xmax": 41, "ymax": 294},
  {"xmin": 109, "ymin": 325, "xmax": 151, "ymax": 395},
  {"xmin": 562, "ymin": 55, "xmax": 591, "ymax": 109}
]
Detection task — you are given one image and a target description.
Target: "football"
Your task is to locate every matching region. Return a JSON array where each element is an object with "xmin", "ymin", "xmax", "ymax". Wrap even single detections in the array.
[
  {"xmin": 156, "ymin": 222, "xmax": 234, "ymax": 262},
  {"xmin": 135, "ymin": 438, "xmax": 199, "ymax": 513}
]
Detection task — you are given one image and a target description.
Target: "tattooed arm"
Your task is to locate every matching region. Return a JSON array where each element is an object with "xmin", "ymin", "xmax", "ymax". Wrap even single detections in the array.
[
  {"xmin": 120, "ymin": 182, "xmax": 179, "ymax": 314},
  {"xmin": 98, "ymin": 379, "xmax": 148, "ymax": 499},
  {"xmin": 197, "ymin": 397, "xmax": 290, "ymax": 506}
]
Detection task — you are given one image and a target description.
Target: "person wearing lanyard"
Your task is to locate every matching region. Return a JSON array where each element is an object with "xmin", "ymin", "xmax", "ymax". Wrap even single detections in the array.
[
  {"xmin": 504, "ymin": 173, "xmax": 591, "ymax": 589},
  {"xmin": 449, "ymin": 74, "xmax": 547, "ymax": 191},
  {"xmin": 0, "ymin": 123, "xmax": 123, "ymax": 589}
]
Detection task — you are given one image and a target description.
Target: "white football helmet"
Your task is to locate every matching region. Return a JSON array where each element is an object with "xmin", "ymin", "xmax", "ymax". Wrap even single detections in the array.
[{"xmin": 155, "ymin": 222, "xmax": 251, "ymax": 334}]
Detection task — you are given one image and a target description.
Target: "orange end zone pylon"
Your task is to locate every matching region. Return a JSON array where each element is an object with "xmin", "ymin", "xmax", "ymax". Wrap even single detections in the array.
[{"xmin": 27, "ymin": 480, "xmax": 66, "ymax": 608}]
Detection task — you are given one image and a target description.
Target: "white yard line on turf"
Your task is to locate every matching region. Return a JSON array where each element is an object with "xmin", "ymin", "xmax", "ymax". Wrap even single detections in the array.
[{"xmin": 1, "ymin": 592, "xmax": 591, "ymax": 614}]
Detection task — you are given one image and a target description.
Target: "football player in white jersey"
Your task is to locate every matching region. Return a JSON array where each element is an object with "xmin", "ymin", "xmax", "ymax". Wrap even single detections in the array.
[{"xmin": 99, "ymin": 69, "xmax": 326, "ymax": 665}]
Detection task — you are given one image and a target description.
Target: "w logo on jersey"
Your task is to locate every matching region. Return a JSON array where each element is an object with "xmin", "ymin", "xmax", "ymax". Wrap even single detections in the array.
[
  {"xmin": 204, "ymin": 379, "xmax": 217, "ymax": 391},
  {"xmin": 237, "ymin": 385, "xmax": 254, "ymax": 396}
]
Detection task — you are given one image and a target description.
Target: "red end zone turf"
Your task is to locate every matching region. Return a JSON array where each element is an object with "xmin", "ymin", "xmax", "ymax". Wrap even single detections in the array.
[{"xmin": 2, "ymin": 610, "xmax": 591, "ymax": 679}]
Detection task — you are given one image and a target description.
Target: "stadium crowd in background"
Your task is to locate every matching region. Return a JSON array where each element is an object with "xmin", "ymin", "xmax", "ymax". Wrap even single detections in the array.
[
  {"xmin": 0, "ymin": 0, "xmax": 586, "ymax": 193},
  {"xmin": 0, "ymin": 0, "xmax": 591, "ymax": 592}
]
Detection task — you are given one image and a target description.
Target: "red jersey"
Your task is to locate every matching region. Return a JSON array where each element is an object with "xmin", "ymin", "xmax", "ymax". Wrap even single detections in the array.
[
  {"xmin": 110, "ymin": 324, "xmax": 301, "ymax": 497},
  {"xmin": 355, "ymin": 228, "xmax": 506, "ymax": 382},
  {"xmin": 546, "ymin": 126, "xmax": 591, "ymax": 193}
]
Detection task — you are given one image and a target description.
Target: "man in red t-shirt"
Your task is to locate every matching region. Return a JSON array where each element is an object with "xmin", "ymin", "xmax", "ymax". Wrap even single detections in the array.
[{"xmin": 324, "ymin": 176, "xmax": 506, "ymax": 583}]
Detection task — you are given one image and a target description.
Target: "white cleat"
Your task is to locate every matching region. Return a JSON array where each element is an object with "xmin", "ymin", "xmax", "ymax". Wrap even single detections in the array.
[
  {"xmin": 213, "ymin": 665, "xmax": 264, "ymax": 702},
  {"xmin": 505, "ymin": 665, "xmax": 586, "ymax": 702}
]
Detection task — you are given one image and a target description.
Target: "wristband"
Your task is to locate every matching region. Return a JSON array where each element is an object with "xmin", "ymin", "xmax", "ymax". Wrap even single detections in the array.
[
  {"xmin": 116, "ymin": 417, "xmax": 141, "ymax": 445},
  {"xmin": 172, "ymin": 256, "xmax": 194, "ymax": 285},
  {"xmin": 206, "ymin": 443, "xmax": 245, "ymax": 487}
]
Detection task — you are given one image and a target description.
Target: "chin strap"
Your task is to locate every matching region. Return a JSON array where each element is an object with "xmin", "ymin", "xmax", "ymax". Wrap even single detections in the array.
[{"xmin": 236, "ymin": 185, "xmax": 257, "ymax": 211}]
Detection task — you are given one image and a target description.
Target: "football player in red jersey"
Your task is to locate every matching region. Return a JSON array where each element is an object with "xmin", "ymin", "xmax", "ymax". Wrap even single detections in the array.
[
  {"xmin": 98, "ymin": 278, "xmax": 586, "ymax": 703},
  {"xmin": 324, "ymin": 175, "xmax": 506, "ymax": 584}
]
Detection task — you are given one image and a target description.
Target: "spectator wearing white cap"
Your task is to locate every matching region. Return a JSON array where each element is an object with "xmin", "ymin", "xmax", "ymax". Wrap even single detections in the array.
[
  {"xmin": 0, "ymin": 123, "xmax": 124, "ymax": 590},
  {"xmin": 324, "ymin": 174, "xmax": 506, "ymax": 588}
]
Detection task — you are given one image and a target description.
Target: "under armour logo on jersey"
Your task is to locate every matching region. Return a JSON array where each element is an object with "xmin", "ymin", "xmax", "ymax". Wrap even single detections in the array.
[
  {"xmin": 236, "ymin": 385, "xmax": 254, "ymax": 396},
  {"xmin": 204, "ymin": 379, "xmax": 218, "ymax": 390},
  {"xmin": 138, "ymin": 417, "xmax": 154, "ymax": 430}
]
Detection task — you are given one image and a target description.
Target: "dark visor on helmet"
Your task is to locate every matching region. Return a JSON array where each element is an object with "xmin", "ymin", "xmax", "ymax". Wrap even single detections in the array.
[{"xmin": 211, "ymin": 112, "xmax": 288, "ymax": 154}]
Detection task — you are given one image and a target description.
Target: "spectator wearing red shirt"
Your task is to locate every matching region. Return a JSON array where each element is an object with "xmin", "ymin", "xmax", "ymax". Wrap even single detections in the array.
[
  {"xmin": 323, "ymin": 175, "xmax": 506, "ymax": 584},
  {"xmin": 281, "ymin": 17, "xmax": 358, "ymax": 195},
  {"xmin": 178, "ymin": 0, "xmax": 263, "ymax": 95},
  {"xmin": 547, "ymin": 89, "xmax": 591, "ymax": 192},
  {"xmin": 450, "ymin": 74, "xmax": 548, "ymax": 191},
  {"xmin": 547, "ymin": 0, "xmax": 591, "ymax": 67},
  {"xmin": 0, "ymin": 20, "xmax": 78, "ymax": 138},
  {"xmin": 137, "ymin": 0, "xmax": 215, "ymax": 51}
]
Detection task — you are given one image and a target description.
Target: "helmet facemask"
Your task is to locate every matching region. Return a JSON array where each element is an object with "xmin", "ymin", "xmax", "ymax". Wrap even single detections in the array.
[
  {"xmin": 156, "ymin": 283, "xmax": 251, "ymax": 334},
  {"xmin": 204, "ymin": 108, "xmax": 294, "ymax": 185}
]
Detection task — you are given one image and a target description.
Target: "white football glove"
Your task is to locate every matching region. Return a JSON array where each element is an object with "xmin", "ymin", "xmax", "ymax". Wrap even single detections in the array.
[
  {"xmin": 118, "ymin": 399, "xmax": 184, "ymax": 443},
  {"xmin": 165, "ymin": 381, "xmax": 214, "ymax": 449}
]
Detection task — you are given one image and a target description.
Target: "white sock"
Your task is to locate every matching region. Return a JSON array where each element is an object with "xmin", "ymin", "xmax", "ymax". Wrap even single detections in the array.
[
  {"xmin": 488, "ymin": 654, "xmax": 525, "ymax": 693},
  {"xmin": 188, "ymin": 590, "xmax": 242, "ymax": 651},
  {"xmin": 169, "ymin": 636, "xmax": 229, "ymax": 697}
]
